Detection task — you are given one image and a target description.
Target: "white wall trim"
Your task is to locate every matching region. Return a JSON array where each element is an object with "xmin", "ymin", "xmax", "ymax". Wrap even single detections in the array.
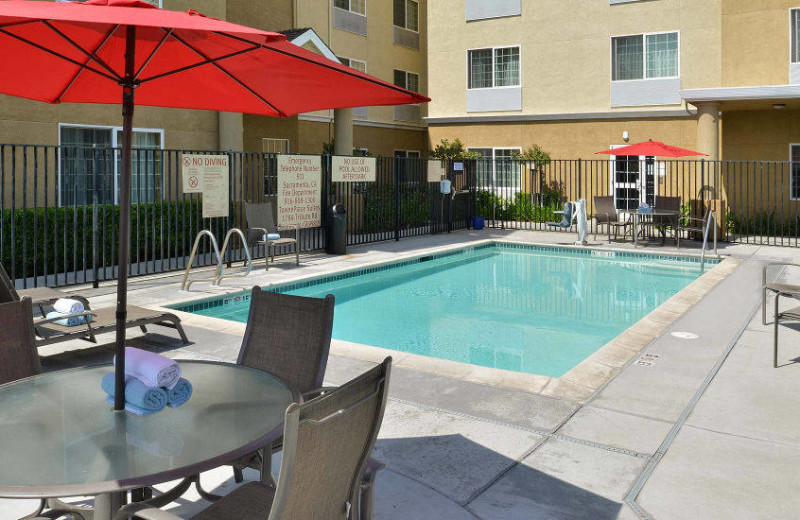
[
  {"xmin": 298, "ymin": 113, "xmax": 427, "ymax": 132},
  {"xmin": 680, "ymin": 84, "xmax": 800, "ymax": 103},
  {"xmin": 286, "ymin": 29, "xmax": 341, "ymax": 63},
  {"xmin": 426, "ymin": 109, "xmax": 696, "ymax": 124}
]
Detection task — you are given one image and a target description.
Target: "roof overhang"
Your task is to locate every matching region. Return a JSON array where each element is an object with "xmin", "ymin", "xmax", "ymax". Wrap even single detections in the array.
[
  {"xmin": 282, "ymin": 28, "xmax": 340, "ymax": 63},
  {"xmin": 680, "ymin": 85, "xmax": 800, "ymax": 105}
]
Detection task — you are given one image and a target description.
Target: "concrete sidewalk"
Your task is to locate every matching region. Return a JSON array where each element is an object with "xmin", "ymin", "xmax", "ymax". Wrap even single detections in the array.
[{"xmin": 3, "ymin": 230, "xmax": 799, "ymax": 520}]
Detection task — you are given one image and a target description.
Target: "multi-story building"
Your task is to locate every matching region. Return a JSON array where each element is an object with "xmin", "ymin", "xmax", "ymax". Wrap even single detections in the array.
[
  {"xmin": 0, "ymin": 0, "xmax": 427, "ymax": 160},
  {"xmin": 426, "ymin": 1, "xmax": 800, "ymax": 188}
]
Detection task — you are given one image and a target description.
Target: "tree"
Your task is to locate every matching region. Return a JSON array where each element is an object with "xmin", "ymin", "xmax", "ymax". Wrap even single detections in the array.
[{"xmin": 430, "ymin": 138, "xmax": 481, "ymax": 160}]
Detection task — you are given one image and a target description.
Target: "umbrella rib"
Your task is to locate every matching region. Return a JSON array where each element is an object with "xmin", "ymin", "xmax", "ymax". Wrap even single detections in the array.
[
  {"xmin": 0, "ymin": 26, "xmax": 120, "ymax": 84},
  {"xmin": 166, "ymin": 31, "xmax": 286, "ymax": 116},
  {"xmin": 213, "ymin": 31, "xmax": 426, "ymax": 102},
  {"xmin": 133, "ymin": 28, "xmax": 173, "ymax": 80},
  {"xmin": 41, "ymin": 20, "xmax": 121, "ymax": 81},
  {"xmin": 55, "ymin": 24, "xmax": 119, "ymax": 103},
  {"xmin": 137, "ymin": 44, "xmax": 260, "ymax": 84}
]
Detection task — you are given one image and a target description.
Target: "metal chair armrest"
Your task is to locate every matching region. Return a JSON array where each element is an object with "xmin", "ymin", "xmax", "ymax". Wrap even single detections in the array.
[
  {"xmin": 115, "ymin": 503, "xmax": 183, "ymax": 520},
  {"xmin": 763, "ymin": 263, "xmax": 800, "ymax": 289},
  {"xmin": 249, "ymin": 227, "xmax": 269, "ymax": 241}
]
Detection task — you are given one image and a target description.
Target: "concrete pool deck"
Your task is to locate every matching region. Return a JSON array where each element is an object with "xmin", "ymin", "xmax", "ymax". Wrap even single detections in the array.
[{"xmin": 4, "ymin": 229, "xmax": 800, "ymax": 519}]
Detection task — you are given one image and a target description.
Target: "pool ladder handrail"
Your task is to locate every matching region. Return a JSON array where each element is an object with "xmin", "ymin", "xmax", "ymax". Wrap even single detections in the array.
[
  {"xmin": 700, "ymin": 210, "xmax": 718, "ymax": 272},
  {"xmin": 181, "ymin": 229, "xmax": 252, "ymax": 290}
]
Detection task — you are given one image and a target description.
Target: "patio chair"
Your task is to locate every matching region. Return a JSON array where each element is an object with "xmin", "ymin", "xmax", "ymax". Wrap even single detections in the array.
[
  {"xmin": 546, "ymin": 201, "xmax": 575, "ymax": 229},
  {"xmin": 639, "ymin": 196, "xmax": 681, "ymax": 245},
  {"xmin": 0, "ymin": 263, "xmax": 188, "ymax": 348},
  {"xmin": 675, "ymin": 205, "xmax": 717, "ymax": 255},
  {"xmin": 0, "ymin": 298, "xmax": 41, "ymax": 385},
  {"xmin": 116, "ymin": 358, "xmax": 392, "ymax": 520},
  {"xmin": 763, "ymin": 263, "xmax": 800, "ymax": 368},
  {"xmin": 245, "ymin": 202, "xmax": 299, "ymax": 270},
  {"xmin": 593, "ymin": 196, "xmax": 631, "ymax": 243},
  {"xmin": 226, "ymin": 288, "xmax": 335, "ymax": 482}
]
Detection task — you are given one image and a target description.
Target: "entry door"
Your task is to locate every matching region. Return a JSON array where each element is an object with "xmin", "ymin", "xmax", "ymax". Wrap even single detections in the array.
[{"xmin": 610, "ymin": 147, "xmax": 656, "ymax": 210}]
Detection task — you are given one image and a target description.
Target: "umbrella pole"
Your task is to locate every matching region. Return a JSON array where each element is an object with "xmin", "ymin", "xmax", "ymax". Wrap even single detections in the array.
[{"xmin": 114, "ymin": 25, "xmax": 137, "ymax": 411}]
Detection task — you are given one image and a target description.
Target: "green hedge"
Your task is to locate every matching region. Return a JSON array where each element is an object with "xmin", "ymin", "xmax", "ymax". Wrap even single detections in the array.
[
  {"xmin": 476, "ymin": 191, "xmax": 562, "ymax": 223},
  {"xmin": 363, "ymin": 185, "xmax": 431, "ymax": 233},
  {"xmin": 0, "ymin": 199, "xmax": 226, "ymax": 279}
]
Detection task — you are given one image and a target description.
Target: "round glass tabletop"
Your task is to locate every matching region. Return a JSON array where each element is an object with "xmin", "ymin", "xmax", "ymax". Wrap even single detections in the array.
[{"xmin": 0, "ymin": 360, "xmax": 297, "ymax": 498}]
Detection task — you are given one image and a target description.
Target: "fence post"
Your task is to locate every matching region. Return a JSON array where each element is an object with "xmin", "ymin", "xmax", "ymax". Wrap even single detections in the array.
[
  {"xmin": 92, "ymin": 146, "xmax": 100, "ymax": 288},
  {"xmin": 394, "ymin": 157, "xmax": 400, "ymax": 241}
]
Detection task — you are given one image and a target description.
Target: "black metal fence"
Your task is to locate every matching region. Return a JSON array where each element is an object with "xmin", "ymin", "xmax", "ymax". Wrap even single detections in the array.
[
  {"xmin": 1, "ymin": 145, "xmax": 472, "ymax": 289},
  {"xmin": 471, "ymin": 157, "xmax": 800, "ymax": 247},
  {"xmin": 4, "ymin": 145, "xmax": 799, "ymax": 289}
]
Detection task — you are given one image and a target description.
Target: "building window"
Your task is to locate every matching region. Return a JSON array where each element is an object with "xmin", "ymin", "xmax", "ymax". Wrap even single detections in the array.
[
  {"xmin": 792, "ymin": 145, "xmax": 800, "ymax": 200},
  {"xmin": 334, "ymin": 0, "xmax": 366, "ymax": 16},
  {"xmin": 468, "ymin": 47, "xmax": 520, "ymax": 89},
  {"xmin": 394, "ymin": 69, "xmax": 420, "ymax": 93},
  {"xmin": 612, "ymin": 32, "xmax": 678, "ymax": 81},
  {"xmin": 394, "ymin": 0, "xmax": 419, "ymax": 32},
  {"xmin": 469, "ymin": 147, "xmax": 521, "ymax": 189},
  {"xmin": 339, "ymin": 57, "xmax": 367, "ymax": 74},
  {"xmin": 59, "ymin": 125, "xmax": 163, "ymax": 207}
]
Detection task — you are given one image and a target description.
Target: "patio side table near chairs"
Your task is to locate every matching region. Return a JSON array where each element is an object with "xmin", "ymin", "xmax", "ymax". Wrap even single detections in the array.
[
  {"xmin": 639, "ymin": 196, "xmax": 681, "ymax": 245},
  {"xmin": 245, "ymin": 202, "xmax": 300, "ymax": 270},
  {"xmin": 117, "ymin": 358, "xmax": 392, "ymax": 520},
  {"xmin": 593, "ymin": 196, "xmax": 632, "ymax": 243},
  {"xmin": 763, "ymin": 263, "xmax": 800, "ymax": 368}
]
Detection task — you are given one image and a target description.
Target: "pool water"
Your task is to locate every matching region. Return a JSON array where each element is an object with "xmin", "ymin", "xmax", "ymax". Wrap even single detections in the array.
[{"xmin": 177, "ymin": 244, "xmax": 704, "ymax": 378}]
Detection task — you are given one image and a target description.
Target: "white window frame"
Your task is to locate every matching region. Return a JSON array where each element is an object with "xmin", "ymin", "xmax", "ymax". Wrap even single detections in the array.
[
  {"xmin": 394, "ymin": 150, "xmax": 421, "ymax": 158},
  {"xmin": 790, "ymin": 143, "xmax": 800, "ymax": 201},
  {"xmin": 393, "ymin": 0, "xmax": 419, "ymax": 33},
  {"xmin": 466, "ymin": 45, "xmax": 522, "ymax": 90},
  {"xmin": 339, "ymin": 57, "xmax": 367, "ymax": 73},
  {"xmin": 393, "ymin": 69, "xmax": 420, "ymax": 93},
  {"xmin": 791, "ymin": 9, "xmax": 800, "ymax": 64},
  {"xmin": 58, "ymin": 122, "xmax": 165, "ymax": 206},
  {"xmin": 469, "ymin": 146, "xmax": 522, "ymax": 192},
  {"xmin": 610, "ymin": 31, "xmax": 680, "ymax": 82},
  {"xmin": 334, "ymin": 0, "xmax": 366, "ymax": 16}
]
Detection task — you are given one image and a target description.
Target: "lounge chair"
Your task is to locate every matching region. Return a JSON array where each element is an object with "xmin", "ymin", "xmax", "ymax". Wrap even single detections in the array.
[
  {"xmin": 245, "ymin": 202, "xmax": 299, "ymax": 269},
  {"xmin": 639, "ymin": 196, "xmax": 681, "ymax": 245},
  {"xmin": 593, "ymin": 196, "xmax": 632, "ymax": 243},
  {"xmin": 116, "ymin": 358, "xmax": 392, "ymax": 520},
  {"xmin": 0, "ymin": 263, "xmax": 188, "ymax": 347},
  {"xmin": 763, "ymin": 263, "xmax": 800, "ymax": 368},
  {"xmin": 0, "ymin": 263, "xmax": 89, "ymax": 315}
]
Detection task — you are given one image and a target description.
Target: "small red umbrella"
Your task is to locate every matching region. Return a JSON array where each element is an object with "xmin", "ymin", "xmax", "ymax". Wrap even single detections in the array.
[
  {"xmin": 596, "ymin": 140, "xmax": 707, "ymax": 157},
  {"xmin": 0, "ymin": 0, "xmax": 428, "ymax": 410}
]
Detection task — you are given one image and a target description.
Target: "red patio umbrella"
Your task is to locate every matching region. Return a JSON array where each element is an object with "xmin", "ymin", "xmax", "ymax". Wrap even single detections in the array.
[
  {"xmin": 596, "ymin": 140, "xmax": 707, "ymax": 157},
  {"xmin": 0, "ymin": 0, "xmax": 429, "ymax": 410}
]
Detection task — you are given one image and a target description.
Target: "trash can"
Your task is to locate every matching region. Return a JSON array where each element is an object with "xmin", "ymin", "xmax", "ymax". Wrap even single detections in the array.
[
  {"xmin": 472, "ymin": 216, "xmax": 485, "ymax": 230},
  {"xmin": 328, "ymin": 204, "xmax": 347, "ymax": 255}
]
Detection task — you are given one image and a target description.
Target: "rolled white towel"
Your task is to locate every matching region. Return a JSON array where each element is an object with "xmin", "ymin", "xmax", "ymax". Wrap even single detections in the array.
[
  {"xmin": 115, "ymin": 347, "xmax": 181, "ymax": 388},
  {"xmin": 53, "ymin": 298, "xmax": 84, "ymax": 314}
]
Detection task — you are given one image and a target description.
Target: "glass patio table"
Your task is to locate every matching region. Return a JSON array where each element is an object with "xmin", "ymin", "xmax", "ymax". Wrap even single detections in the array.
[
  {"xmin": 0, "ymin": 360, "xmax": 298, "ymax": 519},
  {"xmin": 632, "ymin": 209, "xmax": 680, "ymax": 247}
]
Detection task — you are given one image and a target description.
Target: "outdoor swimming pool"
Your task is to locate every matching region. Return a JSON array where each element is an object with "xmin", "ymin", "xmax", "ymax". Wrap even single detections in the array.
[{"xmin": 172, "ymin": 243, "xmax": 709, "ymax": 378}]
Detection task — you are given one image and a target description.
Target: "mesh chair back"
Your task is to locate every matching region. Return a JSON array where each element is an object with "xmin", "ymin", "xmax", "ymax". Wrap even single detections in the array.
[
  {"xmin": 593, "ymin": 196, "xmax": 617, "ymax": 224},
  {"xmin": 270, "ymin": 358, "xmax": 391, "ymax": 520},
  {"xmin": 0, "ymin": 298, "xmax": 41, "ymax": 385},
  {"xmin": 0, "ymin": 263, "xmax": 20, "ymax": 304},
  {"xmin": 245, "ymin": 202, "xmax": 279, "ymax": 234},
  {"xmin": 238, "ymin": 288, "xmax": 334, "ymax": 396},
  {"xmin": 654, "ymin": 196, "xmax": 681, "ymax": 226}
]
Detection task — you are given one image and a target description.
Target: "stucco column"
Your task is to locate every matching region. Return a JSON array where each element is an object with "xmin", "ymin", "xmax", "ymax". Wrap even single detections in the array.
[
  {"xmin": 696, "ymin": 103, "xmax": 720, "ymax": 161},
  {"xmin": 218, "ymin": 111, "xmax": 244, "ymax": 152},
  {"xmin": 333, "ymin": 108, "xmax": 353, "ymax": 155}
]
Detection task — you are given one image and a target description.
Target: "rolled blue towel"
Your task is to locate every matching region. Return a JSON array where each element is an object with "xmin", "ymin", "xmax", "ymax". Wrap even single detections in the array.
[
  {"xmin": 262, "ymin": 233, "xmax": 281, "ymax": 241},
  {"xmin": 105, "ymin": 396, "xmax": 160, "ymax": 416},
  {"xmin": 46, "ymin": 310, "xmax": 92, "ymax": 327},
  {"xmin": 101, "ymin": 373, "xmax": 168, "ymax": 413},
  {"xmin": 166, "ymin": 378, "xmax": 193, "ymax": 408}
]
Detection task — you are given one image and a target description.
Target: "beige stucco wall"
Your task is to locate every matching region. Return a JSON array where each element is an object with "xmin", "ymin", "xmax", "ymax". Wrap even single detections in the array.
[
  {"xmin": 427, "ymin": 0, "xmax": 722, "ymax": 119},
  {"xmin": 721, "ymin": 0, "xmax": 798, "ymax": 87}
]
